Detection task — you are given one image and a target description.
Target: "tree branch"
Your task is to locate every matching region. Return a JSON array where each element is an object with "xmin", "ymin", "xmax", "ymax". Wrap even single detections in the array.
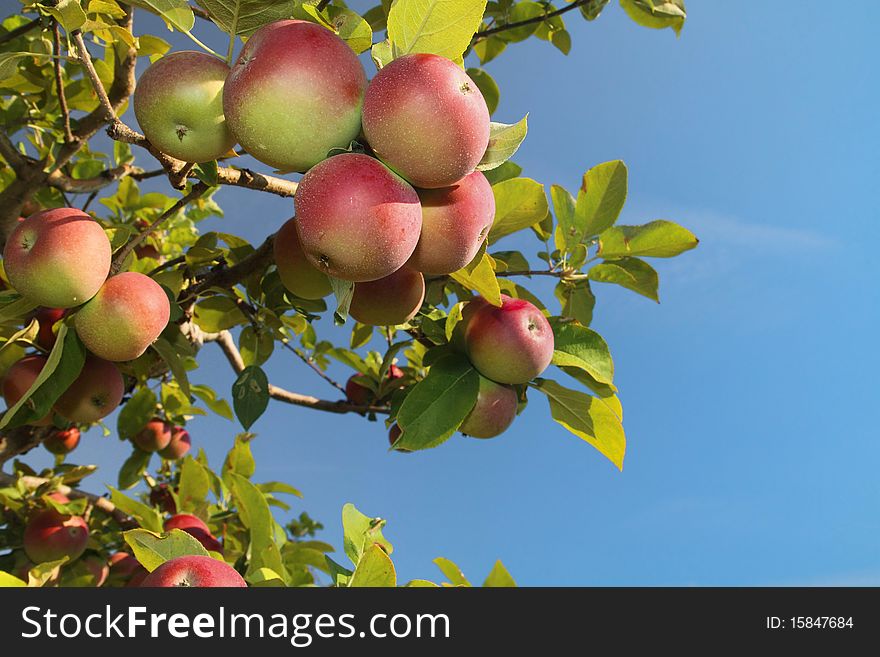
[
  {"xmin": 473, "ymin": 0, "xmax": 590, "ymax": 40},
  {"xmin": 282, "ymin": 342, "xmax": 346, "ymax": 394},
  {"xmin": 185, "ymin": 233, "xmax": 276, "ymax": 301},
  {"xmin": 46, "ymin": 163, "xmax": 141, "ymax": 193},
  {"xmin": 207, "ymin": 330, "xmax": 388, "ymax": 415},
  {"xmin": 0, "ymin": 472, "xmax": 136, "ymax": 528},
  {"xmin": 111, "ymin": 182, "xmax": 209, "ymax": 275},
  {"xmin": 52, "ymin": 21, "xmax": 73, "ymax": 144},
  {"xmin": 0, "ymin": 426, "xmax": 53, "ymax": 466},
  {"xmin": 0, "ymin": 18, "xmax": 41, "ymax": 46}
]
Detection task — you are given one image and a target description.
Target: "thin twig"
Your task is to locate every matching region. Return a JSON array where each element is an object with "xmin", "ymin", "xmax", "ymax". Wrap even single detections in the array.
[
  {"xmin": 473, "ymin": 0, "xmax": 590, "ymax": 40},
  {"xmin": 282, "ymin": 341, "xmax": 346, "ymax": 393},
  {"xmin": 495, "ymin": 269, "xmax": 567, "ymax": 278},
  {"xmin": 111, "ymin": 183, "xmax": 209, "ymax": 274},
  {"xmin": 185, "ymin": 234, "xmax": 276, "ymax": 301},
  {"xmin": 71, "ymin": 30, "xmax": 119, "ymax": 126},
  {"xmin": 52, "ymin": 22, "xmax": 73, "ymax": 144},
  {"xmin": 0, "ymin": 18, "xmax": 41, "ymax": 46},
  {"xmin": 316, "ymin": 0, "xmax": 331, "ymax": 11},
  {"xmin": 208, "ymin": 330, "xmax": 388, "ymax": 415}
]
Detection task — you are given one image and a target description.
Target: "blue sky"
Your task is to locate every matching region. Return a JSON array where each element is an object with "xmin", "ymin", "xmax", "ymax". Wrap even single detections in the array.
[{"xmin": 22, "ymin": 2, "xmax": 880, "ymax": 585}]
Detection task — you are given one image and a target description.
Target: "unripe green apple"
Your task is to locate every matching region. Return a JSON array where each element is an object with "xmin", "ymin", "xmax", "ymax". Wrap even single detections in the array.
[
  {"xmin": 23, "ymin": 508, "xmax": 89, "ymax": 564},
  {"xmin": 459, "ymin": 375, "xmax": 518, "ymax": 439},
  {"xmin": 1, "ymin": 355, "xmax": 52, "ymax": 426},
  {"xmin": 53, "ymin": 356, "xmax": 124, "ymax": 423},
  {"xmin": 140, "ymin": 555, "xmax": 246, "ymax": 587},
  {"xmin": 3, "ymin": 209, "xmax": 111, "ymax": 308},
  {"xmin": 158, "ymin": 426, "xmax": 191, "ymax": 460},
  {"xmin": 464, "ymin": 295, "xmax": 554, "ymax": 384},
  {"xmin": 133, "ymin": 51, "xmax": 236, "ymax": 163},
  {"xmin": 273, "ymin": 217, "xmax": 332, "ymax": 299},
  {"xmin": 44, "ymin": 426, "xmax": 80, "ymax": 455},
  {"xmin": 223, "ymin": 20, "xmax": 366, "ymax": 173},
  {"xmin": 132, "ymin": 418, "xmax": 172, "ymax": 452},
  {"xmin": 294, "ymin": 153, "xmax": 422, "ymax": 281},
  {"xmin": 349, "ymin": 266, "xmax": 425, "ymax": 326},
  {"xmin": 362, "ymin": 53, "xmax": 490, "ymax": 188},
  {"xmin": 74, "ymin": 272, "xmax": 170, "ymax": 362},
  {"xmin": 407, "ymin": 171, "xmax": 495, "ymax": 275}
]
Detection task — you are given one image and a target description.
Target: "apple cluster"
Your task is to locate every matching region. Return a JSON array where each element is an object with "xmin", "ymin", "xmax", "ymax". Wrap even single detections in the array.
[
  {"xmin": 133, "ymin": 19, "xmax": 496, "ymax": 329},
  {"xmin": 1, "ymin": 207, "xmax": 172, "ymax": 427}
]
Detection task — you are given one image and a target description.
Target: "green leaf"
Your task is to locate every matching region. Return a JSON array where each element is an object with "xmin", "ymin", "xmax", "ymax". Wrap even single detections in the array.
[
  {"xmin": 329, "ymin": 276, "xmax": 355, "ymax": 324},
  {"xmin": 108, "ymin": 487, "xmax": 164, "ymax": 532},
  {"xmin": 406, "ymin": 579, "xmax": 440, "ymax": 587},
  {"xmin": 0, "ymin": 318, "xmax": 39, "ymax": 359},
  {"xmin": 482, "ymin": 560, "xmax": 517, "ymax": 587},
  {"xmin": 551, "ymin": 28, "xmax": 571, "ymax": 54},
  {"xmin": 433, "ymin": 557, "xmax": 470, "ymax": 586},
  {"xmin": 177, "ymin": 456, "xmax": 211, "ymax": 513},
  {"xmin": 123, "ymin": 0, "xmax": 196, "ymax": 32},
  {"xmin": 387, "ymin": 0, "xmax": 487, "ymax": 62},
  {"xmin": 620, "ymin": 0, "xmax": 686, "ymax": 36},
  {"xmin": 42, "ymin": 0, "xmax": 87, "ymax": 31},
  {"xmin": 466, "ymin": 68, "xmax": 499, "ymax": 114},
  {"xmin": 117, "ymin": 387, "xmax": 157, "ymax": 440},
  {"xmin": 550, "ymin": 320, "xmax": 614, "ymax": 385},
  {"xmin": 0, "ymin": 295, "xmax": 38, "ymax": 324},
  {"xmin": 532, "ymin": 378, "xmax": 626, "ymax": 470},
  {"xmin": 395, "ymin": 353, "xmax": 480, "ymax": 450},
  {"xmin": 123, "ymin": 528, "xmax": 210, "ymax": 572},
  {"xmin": 0, "ymin": 325, "xmax": 85, "ymax": 429},
  {"xmin": 239, "ymin": 325, "xmax": 275, "ymax": 367},
  {"xmin": 482, "ymin": 160, "xmax": 522, "ymax": 185},
  {"xmin": 555, "ymin": 280, "xmax": 595, "ymax": 325},
  {"xmin": 0, "ymin": 571, "xmax": 26, "ymax": 587},
  {"xmin": 349, "ymin": 543, "xmax": 396, "ymax": 587},
  {"xmin": 232, "ymin": 366, "xmax": 269, "ymax": 430},
  {"xmin": 325, "ymin": 6, "xmax": 373, "ymax": 54},
  {"xmin": 193, "ymin": 296, "xmax": 246, "ymax": 332},
  {"xmin": 193, "ymin": 160, "xmax": 218, "ymax": 186},
  {"xmin": 342, "ymin": 503, "xmax": 393, "ymax": 566},
  {"xmin": 371, "ymin": 38, "xmax": 393, "ymax": 68},
  {"xmin": 477, "ymin": 116, "xmax": 528, "ymax": 172},
  {"xmin": 588, "ymin": 257, "xmax": 659, "ymax": 301},
  {"xmin": 580, "ymin": 0, "xmax": 610, "ymax": 20},
  {"xmin": 450, "ymin": 248, "xmax": 501, "ymax": 306},
  {"xmin": 191, "ymin": 384, "xmax": 233, "ymax": 420},
  {"xmin": 150, "ymin": 338, "xmax": 191, "ymax": 397},
  {"xmin": 550, "ymin": 184, "xmax": 579, "ymax": 250},
  {"xmin": 117, "ymin": 448, "xmax": 152, "ymax": 490},
  {"xmin": 0, "ymin": 54, "xmax": 49, "ymax": 83},
  {"xmin": 597, "ymin": 220, "xmax": 699, "ymax": 259},
  {"xmin": 576, "ymin": 160, "xmax": 628, "ymax": 239},
  {"xmin": 488, "ymin": 178, "xmax": 548, "ymax": 243},
  {"xmin": 247, "ymin": 567, "xmax": 285, "ymax": 586},
  {"xmin": 228, "ymin": 472, "xmax": 287, "ymax": 579},
  {"xmin": 497, "ymin": 1, "xmax": 544, "ymax": 42},
  {"xmin": 194, "ymin": 0, "xmax": 295, "ymax": 36},
  {"xmin": 223, "ymin": 434, "xmax": 255, "ymax": 480}
]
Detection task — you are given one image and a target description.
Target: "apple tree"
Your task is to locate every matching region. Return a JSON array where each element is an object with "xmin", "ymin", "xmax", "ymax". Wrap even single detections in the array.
[{"xmin": 0, "ymin": 0, "xmax": 695, "ymax": 588}]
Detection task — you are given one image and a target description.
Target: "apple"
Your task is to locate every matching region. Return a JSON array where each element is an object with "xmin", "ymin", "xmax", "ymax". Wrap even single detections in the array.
[
  {"xmin": 349, "ymin": 266, "xmax": 425, "ymax": 326},
  {"xmin": 464, "ymin": 295, "xmax": 554, "ymax": 384},
  {"xmin": 165, "ymin": 514, "xmax": 222, "ymax": 553},
  {"xmin": 1, "ymin": 355, "xmax": 52, "ymax": 425},
  {"xmin": 43, "ymin": 426, "xmax": 80, "ymax": 455},
  {"xmin": 362, "ymin": 53, "xmax": 490, "ymax": 188},
  {"xmin": 134, "ymin": 50, "xmax": 236, "ymax": 163},
  {"xmin": 140, "ymin": 555, "xmax": 246, "ymax": 587},
  {"xmin": 223, "ymin": 20, "xmax": 366, "ymax": 173},
  {"xmin": 407, "ymin": 171, "xmax": 495, "ymax": 275},
  {"xmin": 158, "ymin": 426, "xmax": 191, "ymax": 460},
  {"xmin": 132, "ymin": 418, "xmax": 172, "ymax": 452},
  {"xmin": 294, "ymin": 153, "xmax": 422, "ymax": 282},
  {"xmin": 74, "ymin": 271, "xmax": 171, "ymax": 362},
  {"xmin": 53, "ymin": 356, "xmax": 124, "ymax": 423},
  {"xmin": 345, "ymin": 365, "xmax": 404, "ymax": 406},
  {"xmin": 3, "ymin": 208, "xmax": 111, "ymax": 308},
  {"xmin": 273, "ymin": 217, "xmax": 332, "ymax": 300},
  {"xmin": 23, "ymin": 508, "xmax": 89, "ymax": 563},
  {"xmin": 34, "ymin": 307, "xmax": 66, "ymax": 351},
  {"xmin": 459, "ymin": 376, "xmax": 518, "ymax": 438}
]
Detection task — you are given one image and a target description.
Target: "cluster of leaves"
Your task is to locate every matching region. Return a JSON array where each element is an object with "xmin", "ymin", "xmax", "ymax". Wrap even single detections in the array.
[{"xmin": 0, "ymin": 440, "xmax": 514, "ymax": 587}]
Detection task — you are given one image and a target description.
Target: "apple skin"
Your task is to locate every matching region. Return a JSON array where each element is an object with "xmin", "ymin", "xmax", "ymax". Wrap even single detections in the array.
[
  {"xmin": 53, "ymin": 356, "xmax": 124, "ymax": 424},
  {"xmin": 165, "ymin": 514, "xmax": 223, "ymax": 553},
  {"xmin": 362, "ymin": 53, "xmax": 490, "ymax": 189},
  {"xmin": 44, "ymin": 427, "xmax": 80, "ymax": 455},
  {"xmin": 459, "ymin": 376, "xmax": 518, "ymax": 439},
  {"xmin": 34, "ymin": 307, "xmax": 66, "ymax": 351},
  {"xmin": 132, "ymin": 418, "xmax": 172, "ymax": 452},
  {"xmin": 407, "ymin": 171, "xmax": 495, "ymax": 275},
  {"xmin": 74, "ymin": 272, "xmax": 171, "ymax": 362},
  {"xmin": 294, "ymin": 153, "xmax": 422, "ymax": 282},
  {"xmin": 464, "ymin": 295, "xmax": 554, "ymax": 385},
  {"xmin": 1, "ymin": 355, "xmax": 53, "ymax": 425},
  {"xmin": 223, "ymin": 20, "xmax": 366, "ymax": 173},
  {"xmin": 134, "ymin": 51, "xmax": 236, "ymax": 163},
  {"xmin": 149, "ymin": 483, "xmax": 177, "ymax": 514},
  {"xmin": 3, "ymin": 209, "xmax": 111, "ymax": 308},
  {"xmin": 23, "ymin": 508, "xmax": 89, "ymax": 564},
  {"xmin": 349, "ymin": 266, "xmax": 425, "ymax": 326},
  {"xmin": 109, "ymin": 551, "xmax": 148, "ymax": 587},
  {"xmin": 83, "ymin": 554, "xmax": 110, "ymax": 587},
  {"xmin": 345, "ymin": 365, "xmax": 404, "ymax": 406},
  {"xmin": 140, "ymin": 555, "xmax": 246, "ymax": 588},
  {"xmin": 158, "ymin": 426, "xmax": 191, "ymax": 460},
  {"xmin": 273, "ymin": 217, "xmax": 332, "ymax": 300}
]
